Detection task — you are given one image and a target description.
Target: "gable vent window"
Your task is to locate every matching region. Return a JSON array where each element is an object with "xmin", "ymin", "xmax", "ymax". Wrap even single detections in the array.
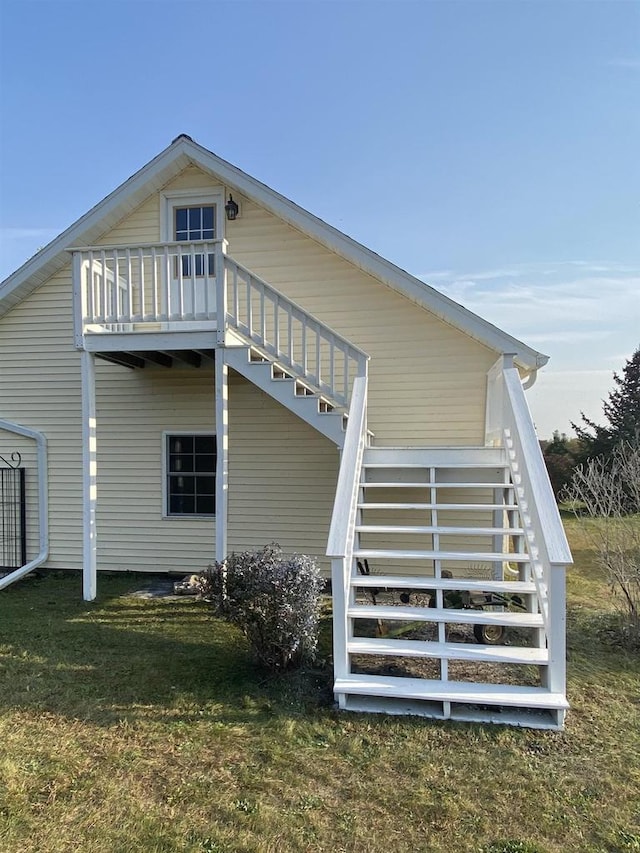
[{"xmin": 166, "ymin": 434, "xmax": 216, "ymax": 516}]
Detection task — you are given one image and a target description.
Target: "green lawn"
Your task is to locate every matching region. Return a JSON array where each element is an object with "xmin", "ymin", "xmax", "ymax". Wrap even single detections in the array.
[{"xmin": 1, "ymin": 518, "xmax": 639, "ymax": 853}]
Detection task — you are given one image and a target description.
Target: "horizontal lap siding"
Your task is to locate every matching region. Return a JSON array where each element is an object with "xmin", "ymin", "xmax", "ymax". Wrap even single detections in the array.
[
  {"xmin": 0, "ymin": 270, "xmax": 83, "ymax": 569},
  {"xmin": 0, "ymin": 270, "xmax": 337, "ymax": 573},
  {"xmin": 226, "ymin": 199, "xmax": 496, "ymax": 446},
  {"xmin": 228, "ymin": 372, "xmax": 338, "ymax": 572},
  {"xmin": 1, "ymin": 164, "xmax": 499, "ymax": 576}
]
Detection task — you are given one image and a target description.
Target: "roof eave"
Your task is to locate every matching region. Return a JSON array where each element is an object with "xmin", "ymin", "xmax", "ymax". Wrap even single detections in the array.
[{"xmin": 0, "ymin": 135, "xmax": 549, "ymax": 372}]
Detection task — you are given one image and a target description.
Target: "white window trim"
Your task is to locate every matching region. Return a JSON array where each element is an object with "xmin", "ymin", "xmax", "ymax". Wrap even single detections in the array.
[
  {"xmin": 161, "ymin": 430, "xmax": 216, "ymax": 520},
  {"xmin": 160, "ymin": 187, "xmax": 225, "ymax": 243}
]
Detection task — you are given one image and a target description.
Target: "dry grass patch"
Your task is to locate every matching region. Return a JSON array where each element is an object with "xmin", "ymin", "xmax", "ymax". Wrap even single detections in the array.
[{"xmin": 1, "ymin": 530, "xmax": 639, "ymax": 853}]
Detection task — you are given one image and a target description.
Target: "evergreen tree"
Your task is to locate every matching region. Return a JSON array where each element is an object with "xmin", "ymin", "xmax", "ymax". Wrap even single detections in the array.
[{"xmin": 572, "ymin": 346, "xmax": 640, "ymax": 461}]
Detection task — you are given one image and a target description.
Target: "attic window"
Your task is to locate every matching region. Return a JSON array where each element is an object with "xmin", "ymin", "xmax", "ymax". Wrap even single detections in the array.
[
  {"xmin": 174, "ymin": 205, "xmax": 215, "ymax": 277},
  {"xmin": 175, "ymin": 205, "xmax": 215, "ymax": 242}
]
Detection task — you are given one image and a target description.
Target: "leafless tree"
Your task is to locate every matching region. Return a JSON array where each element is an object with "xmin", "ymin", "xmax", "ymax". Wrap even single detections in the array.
[{"xmin": 563, "ymin": 443, "xmax": 640, "ymax": 644}]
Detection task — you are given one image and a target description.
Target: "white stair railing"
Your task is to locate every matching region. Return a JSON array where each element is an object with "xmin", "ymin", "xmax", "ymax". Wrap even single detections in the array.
[
  {"xmin": 223, "ymin": 256, "xmax": 369, "ymax": 408},
  {"xmin": 326, "ymin": 375, "xmax": 369, "ymax": 702},
  {"xmin": 486, "ymin": 357, "xmax": 572, "ymax": 695}
]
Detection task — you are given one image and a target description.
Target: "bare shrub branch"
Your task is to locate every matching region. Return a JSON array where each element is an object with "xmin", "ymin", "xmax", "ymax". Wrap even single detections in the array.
[{"xmin": 562, "ymin": 443, "xmax": 640, "ymax": 644}]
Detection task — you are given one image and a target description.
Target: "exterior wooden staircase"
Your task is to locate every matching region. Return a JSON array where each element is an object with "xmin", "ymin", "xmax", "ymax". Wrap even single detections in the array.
[{"xmin": 332, "ymin": 445, "xmax": 568, "ymax": 729}]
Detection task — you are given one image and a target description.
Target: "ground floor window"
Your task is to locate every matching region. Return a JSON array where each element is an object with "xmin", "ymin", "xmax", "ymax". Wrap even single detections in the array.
[{"xmin": 165, "ymin": 434, "xmax": 216, "ymax": 516}]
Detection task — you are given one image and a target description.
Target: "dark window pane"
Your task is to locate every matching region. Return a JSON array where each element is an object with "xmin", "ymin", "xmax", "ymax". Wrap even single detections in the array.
[
  {"xmin": 202, "ymin": 206, "xmax": 214, "ymax": 232},
  {"xmin": 171, "ymin": 475, "xmax": 195, "ymax": 495},
  {"xmin": 195, "ymin": 436, "xmax": 216, "ymax": 454},
  {"xmin": 170, "ymin": 494, "xmax": 195, "ymax": 514},
  {"xmin": 169, "ymin": 436, "xmax": 193, "ymax": 454},
  {"xmin": 194, "ymin": 455, "xmax": 215, "ymax": 474},
  {"xmin": 202, "ymin": 228, "xmax": 214, "ymax": 240},
  {"xmin": 196, "ymin": 475, "xmax": 215, "ymax": 495},
  {"xmin": 169, "ymin": 454, "xmax": 194, "ymax": 473},
  {"xmin": 196, "ymin": 495, "xmax": 215, "ymax": 515},
  {"xmin": 175, "ymin": 208, "xmax": 188, "ymax": 233},
  {"xmin": 188, "ymin": 207, "xmax": 202, "ymax": 232}
]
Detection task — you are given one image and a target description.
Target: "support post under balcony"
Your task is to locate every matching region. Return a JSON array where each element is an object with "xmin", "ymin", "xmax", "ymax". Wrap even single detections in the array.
[
  {"xmin": 215, "ymin": 353, "xmax": 228, "ymax": 563},
  {"xmin": 81, "ymin": 349, "xmax": 97, "ymax": 601}
]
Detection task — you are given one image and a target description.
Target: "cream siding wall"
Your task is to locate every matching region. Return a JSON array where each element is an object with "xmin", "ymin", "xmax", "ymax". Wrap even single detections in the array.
[
  {"xmin": 0, "ymin": 270, "xmax": 83, "ymax": 569},
  {"xmin": 0, "ymin": 267, "xmax": 337, "ymax": 572},
  {"xmin": 1, "ymin": 162, "xmax": 502, "ymax": 576},
  {"xmin": 225, "ymin": 199, "xmax": 496, "ymax": 446},
  {"xmin": 96, "ymin": 163, "xmax": 497, "ymax": 445}
]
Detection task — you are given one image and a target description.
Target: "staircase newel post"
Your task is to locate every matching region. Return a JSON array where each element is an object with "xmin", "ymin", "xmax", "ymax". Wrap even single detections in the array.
[
  {"xmin": 546, "ymin": 562, "xmax": 567, "ymax": 698},
  {"xmin": 216, "ymin": 239, "xmax": 228, "ymax": 346},
  {"xmin": 331, "ymin": 556, "xmax": 349, "ymax": 709}
]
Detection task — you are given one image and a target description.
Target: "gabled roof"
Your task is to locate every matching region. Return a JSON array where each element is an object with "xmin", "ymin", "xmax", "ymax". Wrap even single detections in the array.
[{"xmin": 0, "ymin": 134, "xmax": 548, "ymax": 371}]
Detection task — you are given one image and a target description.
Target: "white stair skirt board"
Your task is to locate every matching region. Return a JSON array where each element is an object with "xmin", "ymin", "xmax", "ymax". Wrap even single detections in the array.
[
  {"xmin": 337, "ymin": 694, "xmax": 566, "ymax": 731},
  {"xmin": 224, "ymin": 345, "xmax": 346, "ymax": 446}
]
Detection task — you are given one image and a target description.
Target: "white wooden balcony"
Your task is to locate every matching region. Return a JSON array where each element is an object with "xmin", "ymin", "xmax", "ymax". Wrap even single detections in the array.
[
  {"xmin": 72, "ymin": 239, "xmax": 224, "ymax": 337},
  {"xmin": 71, "ymin": 240, "xmax": 368, "ymax": 410}
]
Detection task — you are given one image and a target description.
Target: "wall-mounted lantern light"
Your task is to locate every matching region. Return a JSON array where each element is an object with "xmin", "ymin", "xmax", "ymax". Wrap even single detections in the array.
[{"xmin": 225, "ymin": 194, "xmax": 239, "ymax": 221}]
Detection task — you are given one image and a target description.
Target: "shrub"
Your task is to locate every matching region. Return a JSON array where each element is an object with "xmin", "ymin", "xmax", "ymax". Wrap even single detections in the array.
[
  {"xmin": 203, "ymin": 544, "xmax": 324, "ymax": 671},
  {"xmin": 562, "ymin": 442, "xmax": 640, "ymax": 647}
]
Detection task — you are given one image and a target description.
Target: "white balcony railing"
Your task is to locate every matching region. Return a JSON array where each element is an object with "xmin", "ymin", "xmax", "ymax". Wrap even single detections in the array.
[
  {"xmin": 72, "ymin": 241, "xmax": 369, "ymax": 410},
  {"xmin": 72, "ymin": 240, "xmax": 223, "ymax": 330}
]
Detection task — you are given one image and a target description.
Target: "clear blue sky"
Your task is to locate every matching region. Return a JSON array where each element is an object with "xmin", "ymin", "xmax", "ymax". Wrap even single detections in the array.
[{"xmin": 1, "ymin": 0, "xmax": 638, "ymax": 438}]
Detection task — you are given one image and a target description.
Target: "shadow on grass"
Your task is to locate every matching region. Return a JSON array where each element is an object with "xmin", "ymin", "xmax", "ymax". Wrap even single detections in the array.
[{"xmin": 0, "ymin": 572, "xmax": 334, "ymax": 728}]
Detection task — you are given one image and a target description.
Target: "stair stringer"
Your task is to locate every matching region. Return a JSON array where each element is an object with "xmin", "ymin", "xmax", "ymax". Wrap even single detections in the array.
[
  {"xmin": 333, "ymin": 445, "xmax": 569, "ymax": 730},
  {"xmin": 223, "ymin": 344, "xmax": 348, "ymax": 447}
]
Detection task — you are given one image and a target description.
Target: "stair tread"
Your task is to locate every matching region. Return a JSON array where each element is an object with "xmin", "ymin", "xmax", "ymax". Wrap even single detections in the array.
[
  {"xmin": 347, "ymin": 637, "xmax": 548, "ymax": 664},
  {"xmin": 354, "ymin": 548, "xmax": 530, "ymax": 562},
  {"xmin": 358, "ymin": 503, "xmax": 520, "ymax": 511},
  {"xmin": 347, "ymin": 604, "xmax": 544, "ymax": 627},
  {"xmin": 352, "ymin": 575, "xmax": 536, "ymax": 594},
  {"xmin": 361, "ymin": 482, "xmax": 514, "ymax": 489},
  {"xmin": 334, "ymin": 675, "xmax": 569, "ymax": 709},
  {"xmin": 363, "ymin": 462, "xmax": 510, "ymax": 469},
  {"xmin": 356, "ymin": 525, "xmax": 524, "ymax": 535}
]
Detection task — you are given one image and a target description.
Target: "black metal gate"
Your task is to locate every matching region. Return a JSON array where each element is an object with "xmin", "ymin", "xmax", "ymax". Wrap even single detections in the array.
[{"xmin": 0, "ymin": 452, "xmax": 26, "ymax": 570}]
